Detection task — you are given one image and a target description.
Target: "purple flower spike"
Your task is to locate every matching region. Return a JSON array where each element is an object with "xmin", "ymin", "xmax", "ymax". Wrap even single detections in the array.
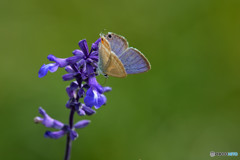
[
  {"xmin": 38, "ymin": 107, "xmax": 64, "ymax": 129},
  {"xmin": 38, "ymin": 63, "xmax": 59, "ymax": 78},
  {"xmin": 45, "ymin": 130, "xmax": 67, "ymax": 139},
  {"xmin": 74, "ymin": 120, "xmax": 90, "ymax": 129},
  {"xmin": 36, "ymin": 38, "xmax": 113, "ymax": 159},
  {"xmin": 78, "ymin": 40, "xmax": 89, "ymax": 56}
]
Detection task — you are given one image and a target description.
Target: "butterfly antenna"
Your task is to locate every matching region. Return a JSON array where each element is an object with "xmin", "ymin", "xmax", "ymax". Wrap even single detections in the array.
[
  {"xmin": 103, "ymin": 75, "xmax": 108, "ymax": 85},
  {"xmin": 100, "ymin": 29, "xmax": 108, "ymax": 37}
]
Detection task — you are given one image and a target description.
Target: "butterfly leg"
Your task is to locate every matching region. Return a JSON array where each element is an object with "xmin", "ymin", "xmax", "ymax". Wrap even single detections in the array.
[{"xmin": 104, "ymin": 74, "xmax": 109, "ymax": 79}]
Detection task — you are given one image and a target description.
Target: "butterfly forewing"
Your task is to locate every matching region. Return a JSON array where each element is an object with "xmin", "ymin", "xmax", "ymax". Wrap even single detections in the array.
[
  {"xmin": 119, "ymin": 47, "xmax": 151, "ymax": 74},
  {"xmin": 105, "ymin": 33, "xmax": 128, "ymax": 57}
]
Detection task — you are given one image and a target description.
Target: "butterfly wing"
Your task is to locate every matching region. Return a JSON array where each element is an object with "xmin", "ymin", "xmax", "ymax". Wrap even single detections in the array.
[
  {"xmin": 98, "ymin": 36, "xmax": 112, "ymax": 73},
  {"xmin": 104, "ymin": 51, "xmax": 127, "ymax": 78},
  {"xmin": 98, "ymin": 36, "xmax": 127, "ymax": 78},
  {"xmin": 104, "ymin": 32, "xmax": 128, "ymax": 57},
  {"xmin": 119, "ymin": 47, "xmax": 151, "ymax": 74}
]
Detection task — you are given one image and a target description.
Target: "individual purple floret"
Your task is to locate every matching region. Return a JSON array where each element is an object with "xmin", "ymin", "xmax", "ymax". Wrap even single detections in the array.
[
  {"xmin": 35, "ymin": 38, "xmax": 111, "ymax": 160},
  {"xmin": 34, "ymin": 107, "xmax": 64, "ymax": 129},
  {"xmin": 35, "ymin": 107, "xmax": 90, "ymax": 140}
]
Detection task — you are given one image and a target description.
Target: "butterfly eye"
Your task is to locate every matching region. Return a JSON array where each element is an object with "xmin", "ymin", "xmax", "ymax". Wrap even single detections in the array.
[{"xmin": 108, "ymin": 34, "xmax": 112, "ymax": 39}]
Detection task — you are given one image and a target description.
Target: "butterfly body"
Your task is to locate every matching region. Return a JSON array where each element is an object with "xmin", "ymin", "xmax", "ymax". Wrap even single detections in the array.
[{"xmin": 98, "ymin": 32, "xmax": 151, "ymax": 78}]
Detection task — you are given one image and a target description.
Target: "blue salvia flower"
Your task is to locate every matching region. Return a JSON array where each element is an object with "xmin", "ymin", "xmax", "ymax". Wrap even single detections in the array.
[{"xmin": 35, "ymin": 38, "xmax": 111, "ymax": 160}]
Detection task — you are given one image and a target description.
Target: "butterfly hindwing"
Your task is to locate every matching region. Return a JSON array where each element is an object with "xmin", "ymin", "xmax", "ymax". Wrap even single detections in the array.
[{"xmin": 119, "ymin": 47, "xmax": 151, "ymax": 74}]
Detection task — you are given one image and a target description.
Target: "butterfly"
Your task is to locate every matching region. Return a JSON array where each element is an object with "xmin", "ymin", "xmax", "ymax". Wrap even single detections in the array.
[{"xmin": 98, "ymin": 32, "xmax": 151, "ymax": 78}]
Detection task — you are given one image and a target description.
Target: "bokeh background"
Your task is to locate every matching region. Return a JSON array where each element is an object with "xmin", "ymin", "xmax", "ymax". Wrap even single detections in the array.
[{"xmin": 1, "ymin": 0, "xmax": 240, "ymax": 160}]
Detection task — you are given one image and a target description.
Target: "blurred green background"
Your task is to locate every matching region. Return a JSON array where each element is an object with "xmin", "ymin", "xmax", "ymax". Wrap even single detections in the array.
[{"xmin": 1, "ymin": 0, "xmax": 240, "ymax": 159}]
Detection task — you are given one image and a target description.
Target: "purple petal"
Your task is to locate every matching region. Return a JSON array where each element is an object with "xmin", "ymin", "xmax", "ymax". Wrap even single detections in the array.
[
  {"xmin": 96, "ymin": 86, "xmax": 103, "ymax": 94},
  {"xmin": 82, "ymin": 104, "xmax": 96, "ymax": 115},
  {"xmin": 84, "ymin": 88, "xmax": 106, "ymax": 109},
  {"xmin": 66, "ymin": 87, "xmax": 76, "ymax": 98},
  {"xmin": 70, "ymin": 130, "xmax": 78, "ymax": 140},
  {"xmin": 88, "ymin": 77, "xmax": 103, "ymax": 93},
  {"xmin": 47, "ymin": 54, "xmax": 68, "ymax": 67},
  {"xmin": 78, "ymin": 88, "xmax": 85, "ymax": 98},
  {"xmin": 38, "ymin": 63, "xmax": 59, "ymax": 78},
  {"xmin": 86, "ymin": 63, "xmax": 95, "ymax": 77},
  {"xmin": 88, "ymin": 76, "xmax": 98, "ymax": 87},
  {"xmin": 72, "ymin": 49, "xmax": 85, "ymax": 57},
  {"xmin": 84, "ymin": 97, "xmax": 95, "ymax": 108},
  {"xmin": 103, "ymin": 87, "xmax": 112, "ymax": 93},
  {"xmin": 86, "ymin": 58, "xmax": 93, "ymax": 63},
  {"xmin": 48, "ymin": 64, "xmax": 59, "ymax": 72},
  {"xmin": 74, "ymin": 120, "xmax": 90, "ymax": 129},
  {"xmin": 66, "ymin": 100, "xmax": 71, "ymax": 108},
  {"xmin": 95, "ymin": 94, "xmax": 106, "ymax": 109},
  {"xmin": 67, "ymin": 56, "xmax": 83, "ymax": 64},
  {"xmin": 77, "ymin": 108, "xmax": 86, "ymax": 116},
  {"xmin": 38, "ymin": 107, "xmax": 47, "ymax": 116},
  {"xmin": 82, "ymin": 62, "xmax": 87, "ymax": 73},
  {"xmin": 85, "ymin": 88, "xmax": 95, "ymax": 97},
  {"xmin": 84, "ymin": 89, "xmax": 97, "ymax": 107},
  {"xmin": 76, "ymin": 59, "xmax": 85, "ymax": 68},
  {"xmin": 89, "ymin": 56, "xmax": 98, "ymax": 61},
  {"xmin": 90, "ymin": 51, "xmax": 98, "ymax": 57},
  {"xmin": 45, "ymin": 118, "xmax": 64, "ymax": 129},
  {"xmin": 78, "ymin": 40, "xmax": 89, "ymax": 56},
  {"xmin": 62, "ymin": 73, "xmax": 75, "ymax": 81},
  {"xmin": 91, "ymin": 38, "xmax": 101, "ymax": 51},
  {"xmin": 44, "ymin": 130, "xmax": 66, "ymax": 139},
  {"xmin": 81, "ymin": 72, "xmax": 88, "ymax": 80},
  {"xmin": 70, "ymin": 81, "xmax": 78, "ymax": 89},
  {"xmin": 65, "ymin": 66, "xmax": 74, "ymax": 73}
]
